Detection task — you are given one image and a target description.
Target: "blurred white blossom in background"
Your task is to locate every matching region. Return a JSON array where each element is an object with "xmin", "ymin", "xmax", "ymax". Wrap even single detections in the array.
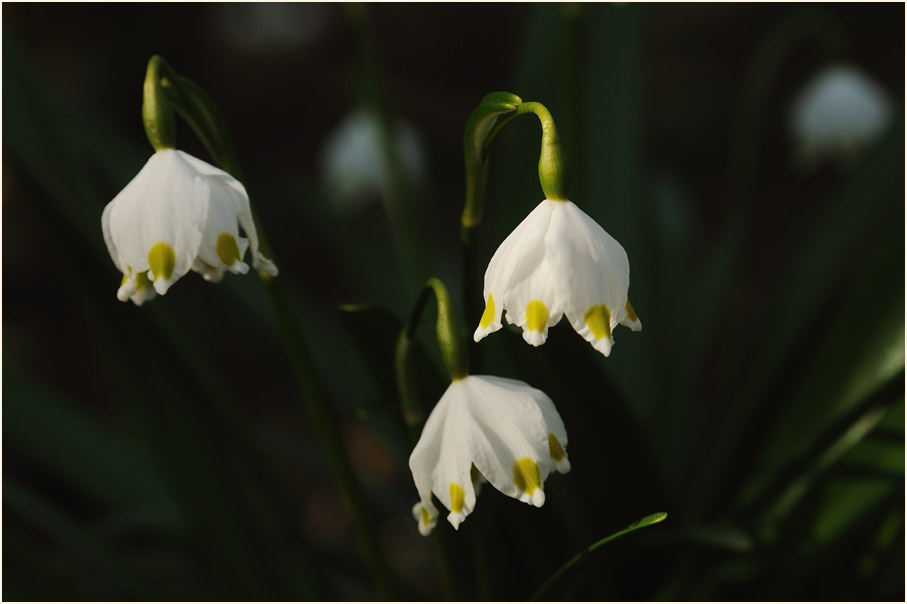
[
  {"xmin": 211, "ymin": 3, "xmax": 331, "ymax": 53},
  {"xmin": 789, "ymin": 64, "xmax": 892, "ymax": 167},
  {"xmin": 320, "ymin": 108, "xmax": 428, "ymax": 215}
]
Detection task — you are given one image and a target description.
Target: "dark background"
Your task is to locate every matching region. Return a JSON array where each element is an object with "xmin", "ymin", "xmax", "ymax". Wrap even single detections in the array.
[{"xmin": 3, "ymin": 3, "xmax": 904, "ymax": 601}]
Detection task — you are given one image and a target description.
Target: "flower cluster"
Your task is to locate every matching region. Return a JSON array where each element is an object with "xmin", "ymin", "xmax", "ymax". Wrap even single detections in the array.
[
  {"xmin": 409, "ymin": 195, "xmax": 640, "ymax": 534},
  {"xmin": 406, "ymin": 95, "xmax": 642, "ymax": 534},
  {"xmin": 103, "ymin": 67, "xmax": 638, "ymax": 540}
]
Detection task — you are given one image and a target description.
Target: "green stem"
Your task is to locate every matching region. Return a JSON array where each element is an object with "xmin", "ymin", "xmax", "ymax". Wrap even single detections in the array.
[
  {"xmin": 263, "ymin": 275, "xmax": 397, "ymax": 600},
  {"xmin": 460, "ymin": 95, "xmax": 571, "ymax": 231},
  {"xmin": 516, "ymin": 101, "xmax": 570, "ymax": 202},
  {"xmin": 151, "ymin": 56, "xmax": 397, "ymax": 599},
  {"xmin": 396, "ymin": 278, "xmax": 466, "ymax": 600},
  {"xmin": 346, "ymin": 3, "xmax": 428, "ymax": 290},
  {"xmin": 459, "ymin": 95, "xmax": 570, "ymax": 357},
  {"xmin": 154, "ymin": 59, "xmax": 243, "ymax": 181},
  {"xmin": 397, "ymin": 279, "xmax": 470, "ymax": 427},
  {"xmin": 142, "ymin": 56, "xmax": 176, "ymax": 151},
  {"xmin": 530, "ymin": 512, "xmax": 667, "ymax": 600},
  {"xmin": 460, "ymin": 92, "xmax": 522, "ymax": 233}
]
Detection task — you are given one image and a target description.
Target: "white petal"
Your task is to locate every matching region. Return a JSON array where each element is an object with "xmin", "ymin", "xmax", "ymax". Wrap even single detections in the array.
[
  {"xmin": 547, "ymin": 201, "xmax": 634, "ymax": 356},
  {"xmin": 104, "ymin": 150, "xmax": 210, "ymax": 294},
  {"xmin": 408, "ymin": 375, "xmax": 569, "ymax": 531},
  {"xmin": 100, "ymin": 149, "xmax": 279, "ymax": 302},
  {"xmin": 409, "ymin": 382, "xmax": 476, "ymax": 529},
  {"xmin": 182, "ymin": 151, "xmax": 279, "ymax": 277},
  {"xmin": 101, "ymin": 203, "xmax": 126, "ymax": 275},
  {"xmin": 253, "ymin": 252, "xmax": 279, "ymax": 276},
  {"xmin": 479, "ymin": 200, "xmax": 563, "ymax": 344},
  {"xmin": 412, "ymin": 501, "xmax": 438, "ymax": 537},
  {"xmin": 116, "ymin": 271, "xmax": 157, "ymax": 306},
  {"xmin": 460, "ymin": 376, "xmax": 553, "ymax": 505}
]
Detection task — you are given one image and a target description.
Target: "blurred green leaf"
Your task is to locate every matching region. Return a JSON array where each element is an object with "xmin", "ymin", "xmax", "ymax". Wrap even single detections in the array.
[
  {"xmin": 3, "ymin": 365, "xmax": 172, "ymax": 509},
  {"xmin": 4, "ymin": 33, "xmax": 327, "ymax": 599},
  {"xmin": 810, "ymin": 475, "xmax": 896, "ymax": 545},
  {"xmin": 531, "ymin": 512, "xmax": 667, "ymax": 601},
  {"xmin": 692, "ymin": 113, "xmax": 905, "ymax": 516},
  {"xmin": 3, "ymin": 478, "xmax": 155, "ymax": 599},
  {"xmin": 739, "ymin": 210, "xmax": 904, "ymax": 521},
  {"xmin": 583, "ymin": 3, "xmax": 650, "ymax": 418},
  {"xmin": 756, "ymin": 398, "xmax": 895, "ymax": 541}
]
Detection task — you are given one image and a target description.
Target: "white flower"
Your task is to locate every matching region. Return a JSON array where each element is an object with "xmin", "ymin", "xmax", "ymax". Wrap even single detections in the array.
[
  {"xmin": 101, "ymin": 149, "xmax": 277, "ymax": 305},
  {"xmin": 320, "ymin": 108, "xmax": 427, "ymax": 213},
  {"xmin": 474, "ymin": 199, "xmax": 641, "ymax": 357},
  {"xmin": 789, "ymin": 64, "xmax": 891, "ymax": 162},
  {"xmin": 409, "ymin": 374, "xmax": 570, "ymax": 535}
]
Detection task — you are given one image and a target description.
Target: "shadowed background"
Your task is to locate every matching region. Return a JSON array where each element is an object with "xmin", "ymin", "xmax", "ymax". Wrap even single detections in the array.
[{"xmin": 3, "ymin": 3, "xmax": 904, "ymax": 601}]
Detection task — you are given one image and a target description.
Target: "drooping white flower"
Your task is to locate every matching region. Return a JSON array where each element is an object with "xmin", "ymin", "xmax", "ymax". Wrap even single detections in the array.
[
  {"xmin": 789, "ymin": 64, "xmax": 892, "ymax": 163},
  {"xmin": 409, "ymin": 374, "xmax": 570, "ymax": 535},
  {"xmin": 320, "ymin": 108, "xmax": 427, "ymax": 214},
  {"xmin": 474, "ymin": 199, "xmax": 641, "ymax": 357},
  {"xmin": 101, "ymin": 149, "xmax": 277, "ymax": 305}
]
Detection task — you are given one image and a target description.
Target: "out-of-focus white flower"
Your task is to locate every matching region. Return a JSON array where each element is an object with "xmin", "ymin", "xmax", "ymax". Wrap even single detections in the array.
[
  {"xmin": 474, "ymin": 199, "xmax": 641, "ymax": 357},
  {"xmin": 409, "ymin": 374, "xmax": 569, "ymax": 535},
  {"xmin": 211, "ymin": 3, "xmax": 330, "ymax": 53},
  {"xmin": 320, "ymin": 108, "xmax": 427, "ymax": 213},
  {"xmin": 101, "ymin": 149, "xmax": 277, "ymax": 305},
  {"xmin": 789, "ymin": 64, "xmax": 892, "ymax": 163}
]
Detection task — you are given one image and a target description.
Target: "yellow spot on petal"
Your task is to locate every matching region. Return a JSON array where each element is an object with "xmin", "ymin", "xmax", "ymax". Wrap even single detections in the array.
[
  {"xmin": 584, "ymin": 304, "xmax": 612, "ymax": 341},
  {"xmin": 148, "ymin": 242, "xmax": 176, "ymax": 282},
  {"xmin": 450, "ymin": 483, "xmax": 465, "ymax": 514},
  {"xmin": 526, "ymin": 301, "xmax": 548, "ymax": 333},
  {"xmin": 420, "ymin": 505, "xmax": 431, "ymax": 526},
  {"xmin": 120, "ymin": 273, "xmax": 128, "ymax": 288},
  {"xmin": 216, "ymin": 232, "xmax": 241, "ymax": 266},
  {"xmin": 479, "ymin": 294, "xmax": 496, "ymax": 329},
  {"xmin": 513, "ymin": 458, "xmax": 541, "ymax": 496},
  {"xmin": 548, "ymin": 433, "xmax": 566, "ymax": 462},
  {"xmin": 625, "ymin": 300, "xmax": 638, "ymax": 323},
  {"xmin": 135, "ymin": 271, "xmax": 153, "ymax": 291}
]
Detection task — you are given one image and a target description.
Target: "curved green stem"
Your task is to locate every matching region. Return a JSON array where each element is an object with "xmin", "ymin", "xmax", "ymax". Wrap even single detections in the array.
[
  {"xmin": 516, "ymin": 101, "xmax": 570, "ymax": 201},
  {"xmin": 460, "ymin": 94, "xmax": 571, "ymax": 235},
  {"xmin": 459, "ymin": 95, "xmax": 571, "ymax": 363},
  {"xmin": 396, "ymin": 279, "xmax": 470, "ymax": 430},
  {"xmin": 155, "ymin": 60, "xmax": 243, "ymax": 181},
  {"xmin": 142, "ymin": 56, "xmax": 176, "ymax": 151},
  {"xmin": 461, "ymin": 92, "xmax": 522, "ymax": 233}
]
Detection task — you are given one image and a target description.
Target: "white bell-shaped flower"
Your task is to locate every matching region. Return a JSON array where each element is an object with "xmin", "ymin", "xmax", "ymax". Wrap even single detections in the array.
[
  {"xmin": 409, "ymin": 374, "xmax": 570, "ymax": 535},
  {"xmin": 789, "ymin": 64, "xmax": 891, "ymax": 163},
  {"xmin": 101, "ymin": 149, "xmax": 277, "ymax": 305},
  {"xmin": 474, "ymin": 199, "xmax": 641, "ymax": 357}
]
